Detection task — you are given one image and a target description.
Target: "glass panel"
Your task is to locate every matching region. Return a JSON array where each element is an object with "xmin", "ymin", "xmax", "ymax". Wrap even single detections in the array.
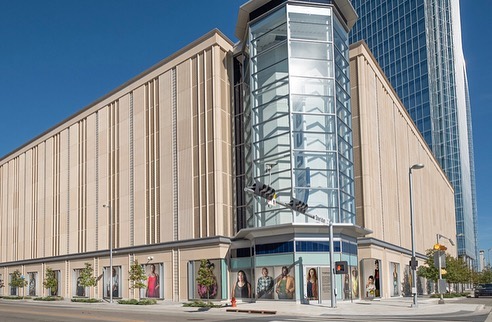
[
  {"xmin": 253, "ymin": 79, "xmax": 289, "ymax": 106},
  {"xmin": 251, "ymin": 7, "xmax": 286, "ymax": 39},
  {"xmin": 252, "ymin": 42, "xmax": 288, "ymax": 73},
  {"xmin": 251, "ymin": 23, "xmax": 287, "ymax": 56},
  {"xmin": 289, "ymin": 10, "xmax": 331, "ymax": 24},
  {"xmin": 290, "ymin": 41, "xmax": 331, "ymax": 60},
  {"xmin": 293, "ymin": 132, "xmax": 336, "ymax": 151},
  {"xmin": 253, "ymin": 115, "xmax": 290, "ymax": 140},
  {"xmin": 296, "ymin": 169, "xmax": 338, "ymax": 188},
  {"xmin": 292, "ymin": 95, "xmax": 335, "ymax": 114},
  {"xmin": 253, "ymin": 134, "xmax": 291, "ymax": 159},
  {"xmin": 290, "ymin": 58, "xmax": 333, "ymax": 78},
  {"xmin": 304, "ymin": 188, "xmax": 339, "ymax": 206},
  {"xmin": 294, "ymin": 151, "xmax": 337, "ymax": 170},
  {"xmin": 255, "ymin": 96, "xmax": 289, "ymax": 117},
  {"xmin": 290, "ymin": 22, "xmax": 330, "ymax": 41},
  {"xmin": 338, "ymin": 122, "xmax": 352, "ymax": 144},
  {"xmin": 297, "ymin": 114, "xmax": 336, "ymax": 133},
  {"xmin": 252, "ymin": 59, "xmax": 288, "ymax": 90},
  {"xmin": 290, "ymin": 77, "xmax": 334, "ymax": 96}
]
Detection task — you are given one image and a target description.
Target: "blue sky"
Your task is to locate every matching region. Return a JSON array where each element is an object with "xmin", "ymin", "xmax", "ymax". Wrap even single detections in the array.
[{"xmin": 1, "ymin": 1, "xmax": 491, "ymax": 260}]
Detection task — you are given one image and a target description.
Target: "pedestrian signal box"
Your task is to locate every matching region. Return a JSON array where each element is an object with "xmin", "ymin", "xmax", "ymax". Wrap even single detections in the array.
[{"xmin": 335, "ymin": 261, "xmax": 348, "ymax": 274}]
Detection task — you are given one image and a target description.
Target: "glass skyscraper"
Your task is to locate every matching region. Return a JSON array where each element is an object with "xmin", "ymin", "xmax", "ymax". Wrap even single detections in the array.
[{"xmin": 349, "ymin": 0, "xmax": 477, "ymax": 263}]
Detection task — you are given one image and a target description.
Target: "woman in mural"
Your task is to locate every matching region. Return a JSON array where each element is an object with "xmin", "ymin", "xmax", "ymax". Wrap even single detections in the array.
[
  {"xmin": 393, "ymin": 263, "xmax": 399, "ymax": 296},
  {"xmin": 146, "ymin": 264, "xmax": 160, "ymax": 298},
  {"xmin": 28, "ymin": 273, "xmax": 36, "ymax": 296},
  {"xmin": 107, "ymin": 267, "xmax": 119, "ymax": 297},
  {"xmin": 232, "ymin": 270, "xmax": 251, "ymax": 299},
  {"xmin": 351, "ymin": 267, "xmax": 359, "ymax": 298},
  {"xmin": 276, "ymin": 266, "xmax": 295, "ymax": 299},
  {"xmin": 374, "ymin": 260, "xmax": 380, "ymax": 297},
  {"xmin": 306, "ymin": 268, "xmax": 318, "ymax": 300}
]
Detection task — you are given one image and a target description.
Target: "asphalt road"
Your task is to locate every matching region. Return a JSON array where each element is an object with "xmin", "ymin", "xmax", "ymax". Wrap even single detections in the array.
[{"xmin": 0, "ymin": 297, "xmax": 490, "ymax": 322}]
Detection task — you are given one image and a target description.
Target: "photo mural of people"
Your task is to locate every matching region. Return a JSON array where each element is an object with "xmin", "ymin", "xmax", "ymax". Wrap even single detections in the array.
[
  {"xmin": 28, "ymin": 272, "xmax": 37, "ymax": 296},
  {"xmin": 232, "ymin": 270, "xmax": 252, "ymax": 299},
  {"xmin": 365, "ymin": 275, "xmax": 376, "ymax": 298},
  {"xmin": 306, "ymin": 268, "xmax": 318, "ymax": 300},
  {"xmin": 343, "ymin": 271, "xmax": 350, "ymax": 300},
  {"xmin": 276, "ymin": 266, "xmax": 295, "ymax": 300},
  {"xmin": 361, "ymin": 258, "xmax": 381, "ymax": 299},
  {"xmin": 76, "ymin": 276, "xmax": 85, "ymax": 297},
  {"xmin": 104, "ymin": 266, "xmax": 120, "ymax": 298},
  {"xmin": 72, "ymin": 269, "xmax": 85, "ymax": 297},
  {"xmin": 0, "ymin": 274, "xmax": 4, "ymax": 295},
  {"xmin": 391, "ymin": 262, "xmax": 400, "ymax": 296},
  {"xmin": 374, "ymin": 260, "xmax": 380, "ymax": 297},
  {"xmin": 256, "ymin": 267, "xmax": 274, "ymax": 299},
  {"xmin": 145, "ymin": 263, "xmax": 160, "ymax": 298},
  {"xmin": 351, "ymin": 267, "xmax": 359, "ymax": 299}
]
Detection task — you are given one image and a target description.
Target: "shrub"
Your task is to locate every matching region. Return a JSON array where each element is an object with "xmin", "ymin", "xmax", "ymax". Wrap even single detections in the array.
[
  {"xmin": 117, "ymin": 298, "xmax": 157, "ymax": 305},
  {"xmin": 183, "ymin": 300, "xmax": 222, "ymax": 308},
  {"xmin": 33, "ymin": 296, "xmax": 64, "ymax": 301},
  {"xmin": 0, "ymin": 295, "xmax": 30, "ymax": 300},
  {"xmin": 71, "ymin": 298, "xmax": 102, "ymax": 303}
]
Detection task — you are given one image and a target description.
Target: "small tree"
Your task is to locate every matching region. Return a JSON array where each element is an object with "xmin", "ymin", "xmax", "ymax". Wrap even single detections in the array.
[
  {"xmin": 9, "ymin": 269, "xmax": 27, "ymax": 298},
  {"xmin": 472, "ymin": 267, "xmax": 492, "ymax": 285},
  {"xmin": 196, "ymin": 259, "xmax": 217, "ymax": 301},
  {"xmin": 77, "ymin": 263, "xmax": 97, "ymax": 298},
  {"xmin": 417, "ymin": 249, "xmax": 439, "ymax": 282},
  {"xmin": 445, "ymin": 255, "xmax": 470, "ymax": 286},
  {"xmin": 43, "ymin": 267, "xmax": 58, "ymax": 296},
  {"xmin": 128, "ymin": 260, "xmax": 147, "ymax": 299}
]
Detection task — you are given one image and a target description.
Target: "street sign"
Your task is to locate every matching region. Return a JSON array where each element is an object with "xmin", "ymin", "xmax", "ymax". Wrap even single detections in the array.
[{"xmin": 433, "ymin": 251, "xmax": 446, "ymax": 268}]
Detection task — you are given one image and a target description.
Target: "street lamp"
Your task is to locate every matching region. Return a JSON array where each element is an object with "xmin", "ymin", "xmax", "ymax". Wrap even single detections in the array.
[
  {"xmin": 103, "ymin": 204, "xmax": 113, "ymax": 303},
  {"xmin": 436, "ymin": 234, "xmax": 454, "ymax": 304},
  {"xmin": 409, "ymin": 163, "xmax": 424, "ymax": 307}
]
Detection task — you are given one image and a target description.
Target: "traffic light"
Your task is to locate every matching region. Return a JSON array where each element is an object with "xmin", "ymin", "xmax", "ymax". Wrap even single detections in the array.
[
  {"xmin": 409, "ymin": 257, "xmax": 418, "ymax": 270},
  {"xmin": 335, "ymin": 261, "xmax": 348, "ymax": 274},
  {"xmin": 433, "ymin": 243, "xmax": 447, "ymax": 251},
  {"xmin": 249, "ymin": 180, "xmax": 276, "ymax": 201},
  {"xmin": 287, "ymin": 198, "xmax": 308, "ymax": 214}
]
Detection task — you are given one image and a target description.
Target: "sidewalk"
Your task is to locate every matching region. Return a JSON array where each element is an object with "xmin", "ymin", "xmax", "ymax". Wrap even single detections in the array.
[
  {"xmin": 3, "ymin": 296, "xmax": 490, "ymax": 320},
  {"xmin": 217, "ymin": 296, "xmax": 490, "ymax": 318}
]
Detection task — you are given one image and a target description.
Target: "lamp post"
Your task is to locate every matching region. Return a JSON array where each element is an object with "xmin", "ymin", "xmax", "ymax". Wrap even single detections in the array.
[
  {"xmin": 409, "ymin": 163, "xmax": 424, "ymax": 307},
  {"xmin": 103, "ymin": 204, "xmax": 113, "ymax": 303},
  {"xmin": 436, "ymin": 234, "xmax": 454, "ymax": 304}
]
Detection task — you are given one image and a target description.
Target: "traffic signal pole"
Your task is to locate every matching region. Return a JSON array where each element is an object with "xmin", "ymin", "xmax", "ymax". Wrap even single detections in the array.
[{"xmin": 244, "ymin": 183, "xmax": 336, "ymax": 308}]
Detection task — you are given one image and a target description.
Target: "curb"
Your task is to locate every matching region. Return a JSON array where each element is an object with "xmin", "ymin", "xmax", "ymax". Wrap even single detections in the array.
[{"xmin": 226, "ymin": 308, "xmax": 277, "ymax": 315}]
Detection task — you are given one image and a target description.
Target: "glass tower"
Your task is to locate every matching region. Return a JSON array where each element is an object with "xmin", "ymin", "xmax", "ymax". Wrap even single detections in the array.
[
  {"xmin": 349, "ymin": 0, "xmax": 477, "ymax": 263},
  {"xmin": 234, "ymin": 0, "xmax": 356, "ymax": 230}
]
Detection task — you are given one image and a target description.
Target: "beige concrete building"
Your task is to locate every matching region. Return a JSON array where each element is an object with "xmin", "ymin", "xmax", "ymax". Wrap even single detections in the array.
[
  {"xmin": 0, "ymin": 30, "xmax": 235, "ymax": 301},
  {"xmin": 0, "ymin": 0, "xmax": 457, "ymax": 304},
  {"xmin": 350, "ymin": 41, "xmax": 456, "ymax": 298}
]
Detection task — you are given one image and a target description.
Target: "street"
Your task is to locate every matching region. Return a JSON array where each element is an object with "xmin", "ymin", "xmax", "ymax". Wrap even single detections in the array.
[{"xmin": 0, "ymin": 297, "xmax": 490, "ymax": 322}]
